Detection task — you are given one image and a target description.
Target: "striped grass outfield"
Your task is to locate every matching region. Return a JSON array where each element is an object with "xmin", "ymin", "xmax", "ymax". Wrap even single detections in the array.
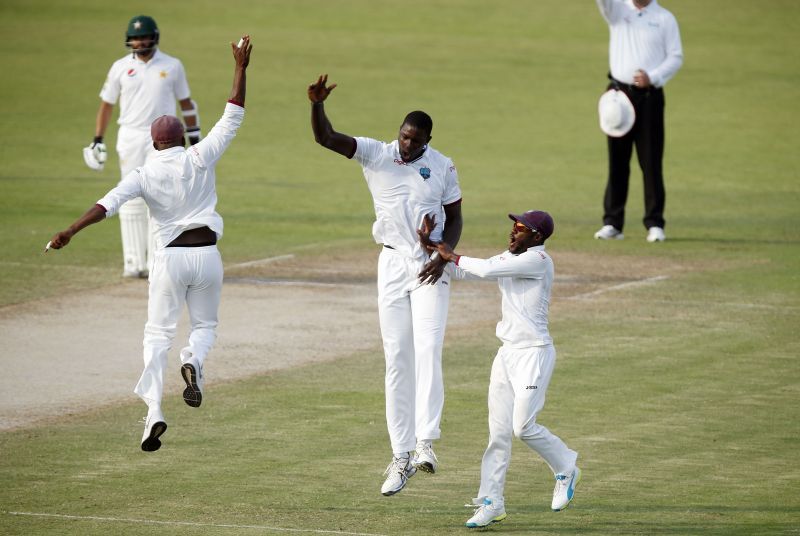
[{"xmin": 1, "ymin": 0, "xmax": 798, "ymax": 534}]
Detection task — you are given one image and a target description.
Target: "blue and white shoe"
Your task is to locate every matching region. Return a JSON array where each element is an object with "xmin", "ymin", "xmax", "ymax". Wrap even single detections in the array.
[
  {"xmin": 552, "ymin": 467, "xmax": 581, "ymax": 511},
  {"xmin": 465, "ymin": 497, "xmax": 506, "ymax": 528}
]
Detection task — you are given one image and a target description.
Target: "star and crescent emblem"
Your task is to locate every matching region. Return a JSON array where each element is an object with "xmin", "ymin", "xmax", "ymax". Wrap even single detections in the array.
[{"xmin": 133, "ymin": 20, "xmax": 142, "ymax": 30}]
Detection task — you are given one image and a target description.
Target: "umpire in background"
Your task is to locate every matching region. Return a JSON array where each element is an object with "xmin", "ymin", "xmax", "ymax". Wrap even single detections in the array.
[{"xmin": 593, "ymin": 0, "xmax": 683, "ymax": 243}]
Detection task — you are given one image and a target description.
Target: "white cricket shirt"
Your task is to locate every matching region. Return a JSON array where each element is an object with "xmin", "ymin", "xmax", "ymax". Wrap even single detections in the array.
[
  {"xmin": 597, "ymin": 0, "xmax": 683, "ymax": 87},
  {"xmin": 97, "ymin": 102, "xmax": 244, "ymax": 249},
  {"xmin": 352, "ymin": 137, "xmax": 462, "ymax": 260},
  {"xmin": 100, "ymin": 49, "xmax": 191, "ymax": 130},
  {"xmin": 453, "ymin": 246, "xmax": 553, "ymax": 348}
]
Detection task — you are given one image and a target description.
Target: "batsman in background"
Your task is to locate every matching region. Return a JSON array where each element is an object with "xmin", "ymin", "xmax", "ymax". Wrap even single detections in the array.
[
  {"xmin": 308, "ymin": 74, "xmax": 463, "ymax": 496},
  {"xmin": 51, "ymin": 36, "xmax": 252, "ymax": 452},
  {"xmin": 419, "ymin": 211, "xmax": 580, "ymax": 528},
  {"xmin": 85, "ymin": 15, "xmax": 201, "ymax": 278}
]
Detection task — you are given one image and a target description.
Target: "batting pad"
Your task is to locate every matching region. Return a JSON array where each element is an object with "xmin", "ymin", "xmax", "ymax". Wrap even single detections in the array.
[{"xmin": 120, "ymin": 198, "xmax": 149, "ymax": 274}]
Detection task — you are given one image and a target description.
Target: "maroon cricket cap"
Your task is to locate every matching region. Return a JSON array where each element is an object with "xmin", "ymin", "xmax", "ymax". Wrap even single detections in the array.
[
  {"xmin": 150, "ymin": 115, "xmax": 184, "ymax": 143},
  {"xmin": 509, "ymin": 210, "xmax": 555, "ymax": 240}
]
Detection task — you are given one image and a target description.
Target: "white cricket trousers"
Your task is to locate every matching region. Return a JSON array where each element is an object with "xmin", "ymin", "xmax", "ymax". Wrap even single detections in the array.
[
  {"xmin": 134, "ymin": 245, "xmax": 223, "ymax": 406},
  {"xmin": 117, "ymin": 126, "xmax": 156, "ymax": 275},
  {"xmin": 378, "ymin": 247, "xmax": 451, "ymax": 454},
  {"xmin": 477, "ymin": 344, "xmax": 578, "ymax": 505}
]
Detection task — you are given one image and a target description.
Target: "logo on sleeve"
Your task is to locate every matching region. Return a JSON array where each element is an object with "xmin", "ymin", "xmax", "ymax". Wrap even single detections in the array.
[{"xmin": 419, "ymin": 167, "xmax": 431, "ymax": 180}]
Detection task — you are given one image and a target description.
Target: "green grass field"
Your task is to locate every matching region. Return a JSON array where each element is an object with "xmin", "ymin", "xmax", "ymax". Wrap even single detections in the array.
[{"xmin": 1, "ymin": 1, "xmax": 799, "ymax": 534}]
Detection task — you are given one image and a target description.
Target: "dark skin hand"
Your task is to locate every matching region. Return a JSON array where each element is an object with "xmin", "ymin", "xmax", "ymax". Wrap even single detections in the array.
[{"xmin": 417, "ymin": 202, "xmax": 463, "ymax": 285}]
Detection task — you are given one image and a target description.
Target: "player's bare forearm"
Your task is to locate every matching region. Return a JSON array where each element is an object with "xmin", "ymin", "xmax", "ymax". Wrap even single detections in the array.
[
  {"xmin": 435, "ymin": 242, "xmax": 459, "ymax": 263},
  {"xmin": 95, "ymin": 101, "xmax": 113, "ymax": 138},
  {"xmin": 229, "ymin": 36, "xmax": 251, "ymax": 106},
  {"xmin": 310, "ymin": 102, "xmax": 355, "ymax": 157},
  {"xmin": 441, "ymin": 203, "xmax": 463, "ymax": 248},
  {"xmin": 308, "ymin": 74, "xmax": 355, "ymax": 157},
  {"xmin": 49, "ymin": 204, "xmax": 107, "ymax": 249}
]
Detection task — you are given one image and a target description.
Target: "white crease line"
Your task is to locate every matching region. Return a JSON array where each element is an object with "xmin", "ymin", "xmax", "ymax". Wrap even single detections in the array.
[
  {"xmin": 6, "ymin": 511, "xmax": 388, "ymax": 536},
  {"xmin": 566, "ymin": 275, "xmax": 669, "ymax": 300},
  {"xmin": 228, "ymin": 254, "xmax": 296, "ymax": 269},
  {"xmin": 224, "ymin": 277, "xmax": 366, "ymax": 288}
]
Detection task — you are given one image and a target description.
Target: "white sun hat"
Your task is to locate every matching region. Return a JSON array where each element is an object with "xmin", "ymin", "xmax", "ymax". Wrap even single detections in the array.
[{"xmin": 598, "ymin": 89, "xmax": 635, "ymax": 137}]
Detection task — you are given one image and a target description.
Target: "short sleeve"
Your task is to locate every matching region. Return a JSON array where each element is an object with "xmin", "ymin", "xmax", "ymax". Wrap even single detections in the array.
[
  {"xmin": 173, "ymin": 60, "xmax": 191, "ymax": 101},
  {"xmin": 442, "ymin": 160, "xmax": 462, "ymax": 205},
  {"xmin": 353, "ymin": 137, "xmax": 384, "ymax": 168},
  {"xmin": 99, "ymin": 64, "xmax": 120, "ymax": 104}
]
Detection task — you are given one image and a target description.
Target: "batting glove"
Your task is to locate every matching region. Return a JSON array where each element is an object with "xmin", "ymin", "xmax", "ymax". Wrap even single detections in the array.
[{"xmin": 91, "ymin": 136, "xmax": 107, "ymax": 164}]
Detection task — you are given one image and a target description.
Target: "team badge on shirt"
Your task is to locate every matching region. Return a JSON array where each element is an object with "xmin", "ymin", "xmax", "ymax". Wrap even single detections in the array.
[
  {"xmin": 127, "ymin": 69, "xmax": 136, "ymax": 77},
  {"xmin": 419, "ymin": 167, "xmax": 431, "ymax": 180},
  {"xmin": 160, "ymin": 70, "xmax": 168, "ymax": 78}
]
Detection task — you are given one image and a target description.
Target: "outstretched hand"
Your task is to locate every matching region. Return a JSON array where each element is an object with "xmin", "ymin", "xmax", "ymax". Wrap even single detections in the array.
[
  {"xmin": 308, "ymin": 74, "xmax": 337, "ymax": 104},
  {"xmin": 232, "ymin": 35, "xmax": 252, "ymax": 68}
]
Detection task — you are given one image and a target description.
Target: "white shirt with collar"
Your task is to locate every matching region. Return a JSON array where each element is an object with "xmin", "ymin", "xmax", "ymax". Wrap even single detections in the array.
[
  {"xmin": 96, "ymin": 102, "xmax": 244, "ymax": 249},
  {"xmin": 352, "ymin": 137, "xmax": 462, "ymax": 261},
  {"xmin": 452, "ymin": 245, "xmax": 554, "ymax": 348},
  {"xmin": 100, "ymin": 49, "xmax": 191, "ymax": 130},
  {"xmin": 597, "ymin": 0, "xmax": 684, "ymax": 88}
]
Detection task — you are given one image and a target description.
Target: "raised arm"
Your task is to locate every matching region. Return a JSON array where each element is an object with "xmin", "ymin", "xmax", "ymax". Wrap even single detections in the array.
[
  {"xmin": 308, "ymin": 74, "xmax": 356, "ymax": 157},
  {"xmin": 229, "ymin": 36, "xmax": 251, "ymax": 107}
]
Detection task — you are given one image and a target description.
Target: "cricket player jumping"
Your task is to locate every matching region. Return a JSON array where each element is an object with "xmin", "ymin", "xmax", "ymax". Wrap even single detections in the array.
[
  {"xmin": 50, "ymin": 36, "xmax": 252, "ymax": 451},
  {"xmin": 419, "ymin": 211, "xmax": 580, "ymax": 528},
  {"xmin": 308, "ymin": 74, "xmax": 463, "ymax": 496},
  {"xmin": 85, "ymin": 15, "xmax": 201, "ymax": 278}
]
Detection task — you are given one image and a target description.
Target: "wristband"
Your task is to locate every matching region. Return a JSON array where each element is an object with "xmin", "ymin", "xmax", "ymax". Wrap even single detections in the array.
[{"xmin": 93, "ymin": 136, "xmax": 103, "ymax": 144}]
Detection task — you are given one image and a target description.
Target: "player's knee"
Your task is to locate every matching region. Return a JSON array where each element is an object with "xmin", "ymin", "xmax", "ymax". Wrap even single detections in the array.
[{"xmin": 513, "ymin": 419, "xmax": 542, "ymax": 439}]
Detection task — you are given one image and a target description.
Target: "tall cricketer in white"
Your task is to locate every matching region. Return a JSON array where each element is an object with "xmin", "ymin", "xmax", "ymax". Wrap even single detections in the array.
[
  {"xmin": 308, "ymin": 74, "xmax": 464, "ymax": 496},
  {"xmin": 50, "ymin": 36, "xmax": 252, "ymax": 452}
]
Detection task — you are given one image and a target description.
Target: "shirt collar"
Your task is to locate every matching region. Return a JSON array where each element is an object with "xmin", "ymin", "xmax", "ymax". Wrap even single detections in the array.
[{"xmin": 153, "ymin": 145, "xmax": 185, "ymax": 158}]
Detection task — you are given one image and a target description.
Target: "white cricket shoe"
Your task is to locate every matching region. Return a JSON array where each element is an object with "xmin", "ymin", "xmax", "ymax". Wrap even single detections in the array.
[
  {"xmin": 141, "ymin": 408, "xmax": 167, "ymax": 452},
  {"xmin": 413, "ymin": 441, "xmax": 439, "ymax": 474},
  {"xmin": 465, "ymin": 497, "xmax": 507, "ymax": 528},
  {"xmin": 646, "ymin": 226, "xmax": 666, "ymax": 242},
  {"xmin": 180, "ymin": 349, "xmax": 204, "ymax": 408},
  {"xmin": 551, "ymin": 467, "xmax": 581, "ymax": 511},
  {"xmin": 594, "ymin": 225, "xmax": 624, "ymax": 240},
  {"xmin": 381, "ymin": 454, "xmax": 417, "ymax": 496}
]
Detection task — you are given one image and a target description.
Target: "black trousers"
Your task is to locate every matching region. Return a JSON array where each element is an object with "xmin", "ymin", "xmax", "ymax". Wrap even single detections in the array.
[{"xmin": 602, "ymin": 79, "xmax": 666, "ymax": 231}]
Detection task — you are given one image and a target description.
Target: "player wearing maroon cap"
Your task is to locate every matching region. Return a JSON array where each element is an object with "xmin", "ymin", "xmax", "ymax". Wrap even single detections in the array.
[
  {"xmin": 48, "ymin": 36, "xmax": 252, "ymax": 451},
  {"xmin": 419, "ymin": 210, "xmax": 580, "ymax": 528}
]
